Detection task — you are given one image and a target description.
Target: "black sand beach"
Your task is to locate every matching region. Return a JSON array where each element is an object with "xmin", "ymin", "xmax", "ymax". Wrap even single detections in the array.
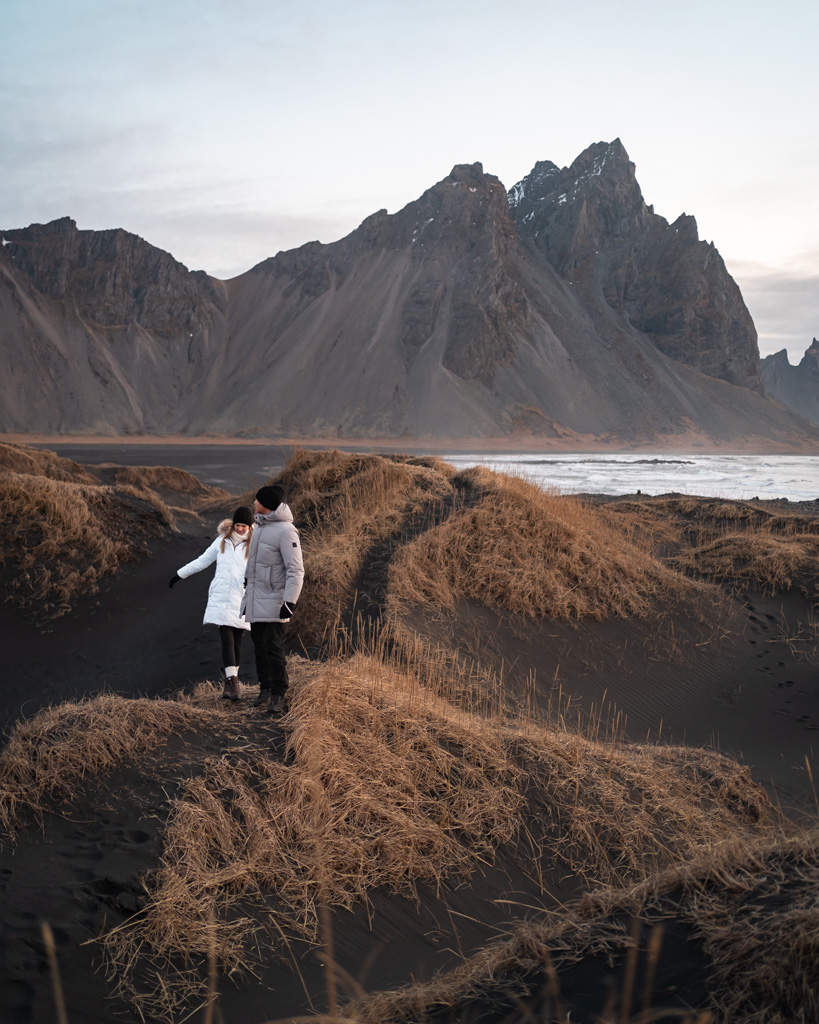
[{"xmin": 1, "ymin": 443, "xmax": 818, "ymax": 1023}]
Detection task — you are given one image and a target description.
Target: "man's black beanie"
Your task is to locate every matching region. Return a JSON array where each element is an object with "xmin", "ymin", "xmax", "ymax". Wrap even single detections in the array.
[{"xmin": 255, "ymin": 485, "xmax": 285, "ymax": 511}]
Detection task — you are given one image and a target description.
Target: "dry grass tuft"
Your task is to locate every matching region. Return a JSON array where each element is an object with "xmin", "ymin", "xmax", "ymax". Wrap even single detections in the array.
[
  {"xmin": 672, "ymin": 533, "xmax": 819, "ymax": 603},
  {"xmin": 94, "ymin": 463, "xmax": 230, "ymax": 508},
  {"xmin": 388, "ymin": 469, "xmax": 708, "ymax": 621},
  {"xmin": 604, "ymin": 496, "xmax": 819, "ymax": 602},
  {"xmin": 0, "ymin": 693, "xmax": 223, "ymax": 838},
  {"xmin": 0, "ymin": 442, "xmax": 99, "ymax": 483},
  {"xmin": 343, "ymin": 827, "xmax": 819, "ymax": 1024},
  {"xmin": 0, "ymin": 470, "xmax": 175, "ymax": 617},
  {"xmin": 101, "ymin": 648, "xmax": 779, "ymax": 1021},
  {"xmin": 0, "ymin": 443, "xmax": 234, "ymax": 617},
  {"xmin": 678, "ymin": 828, "xmax": 819, "ymax": 1022},
  {"xmin": 267, "ymin": 449, "xmax": 455, "ymax": 645}
]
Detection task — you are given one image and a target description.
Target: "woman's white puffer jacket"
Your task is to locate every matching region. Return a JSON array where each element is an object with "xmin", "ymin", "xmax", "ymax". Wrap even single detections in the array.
[{"xmin": 176, "ymin": 521, "xmax": 252, "ymax": 630}]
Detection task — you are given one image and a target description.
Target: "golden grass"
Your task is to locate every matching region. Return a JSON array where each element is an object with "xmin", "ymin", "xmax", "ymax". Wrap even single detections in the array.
[
  {"xmin": 672, "ymin": 533, "xmax": 819, "ymax": 602},
  {"xmin": 0, "ymin": 470, "xmax": 177, "ymax": 616},
  {"xmin": 0, "ymin": 441, "xmax": 99, "ymax": 483},
  {"xmin": 599, "ymin": 495, "xmax": 819, "ymax": 604},
  {"xmin": 98, "ymin": 647, "xmax": 779, "ymax": 1021},
  {"xmin": 0, "ymin": 443, "xmax": 235, "ymax": 617},
  {"xmin": 388, "ymin": 468, "xmax": 708, "ymax": 621},
  {"xmin": 342, "ymin": 827, "xmax": 819, "ymax": 1024},
  {"xmin": 95, "ymin": 463, "xmax": 230, "ymax": 505},
  {"xmin": 0, "ymin": 692, "xmax": 224, "ymax": 839},
  {"xmin": 265, "ymin": 449, "xmax": 455, "ymax": 645}
]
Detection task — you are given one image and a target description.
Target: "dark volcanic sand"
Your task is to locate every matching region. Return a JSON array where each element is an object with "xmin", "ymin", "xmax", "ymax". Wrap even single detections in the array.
[
  {"xmin": 1, "ymin": 447, "xmax": 818, "ymax": 1022},
  {"xmin": 34, "ymin": 442, "xmax": 296, "ymax": 495},
  {"xmin": 0, "ymin": 522, "xmax": 248, "ymax": 736}
]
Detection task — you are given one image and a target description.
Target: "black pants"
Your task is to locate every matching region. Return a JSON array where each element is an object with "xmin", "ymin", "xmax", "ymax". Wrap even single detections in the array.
[
  {"xmin": 250, "ymin": 621, "xmax": 288, "ymax": 695},
  {"xmin": 218, "ymin": 626, "xmax": 245, "ymax": 670}
]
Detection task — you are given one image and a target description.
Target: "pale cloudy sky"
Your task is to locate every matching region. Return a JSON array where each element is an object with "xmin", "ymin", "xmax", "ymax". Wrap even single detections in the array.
[{"xmin": 2, "ymin": 0, "xmax": 816, "ymax": 360}]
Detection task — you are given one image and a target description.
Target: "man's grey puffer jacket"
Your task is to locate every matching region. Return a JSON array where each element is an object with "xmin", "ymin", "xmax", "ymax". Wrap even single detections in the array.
[{"xmin": 241, "ymin": 503, "xmax": 304, "ymax": 623}]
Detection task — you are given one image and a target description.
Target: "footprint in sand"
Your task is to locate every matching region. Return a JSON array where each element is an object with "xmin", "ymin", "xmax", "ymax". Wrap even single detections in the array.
[
  {"xmin": 123, "ymin": 829, "xmax": 151, "ymax": 844},
  {"xmin": 85, "ymin": 876, "xmax": 147, "ymax": 914}
]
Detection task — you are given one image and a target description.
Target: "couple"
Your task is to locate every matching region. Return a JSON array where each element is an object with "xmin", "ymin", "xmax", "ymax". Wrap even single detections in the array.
[{"xmin": 170, "ymin": 484, "xmax": 304, "ymax": 715}]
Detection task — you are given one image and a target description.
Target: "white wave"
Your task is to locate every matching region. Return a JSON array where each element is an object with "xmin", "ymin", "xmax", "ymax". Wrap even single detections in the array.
[{"xmin": 443, "ymin": 453, "xmax": 819, "ymax": 502}]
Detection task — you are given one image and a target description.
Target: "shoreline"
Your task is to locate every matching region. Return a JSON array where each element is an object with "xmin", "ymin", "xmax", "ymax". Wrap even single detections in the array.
[{"xmin": 4, "ymin": 431, "xmax": 819, "ymax": 455}]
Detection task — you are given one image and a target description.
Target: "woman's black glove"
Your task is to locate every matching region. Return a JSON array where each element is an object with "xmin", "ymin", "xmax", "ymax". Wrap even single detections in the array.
[
  {"xmin": 279, "ymin": 601, "xmax": 296, "ymax": 620},
  {"xmin": 169, "ymin": 574, "xmax": 181, "ymax": 589}
]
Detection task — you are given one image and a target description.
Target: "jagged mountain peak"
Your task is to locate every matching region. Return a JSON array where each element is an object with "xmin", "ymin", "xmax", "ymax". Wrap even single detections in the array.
[
  {"xmin": 669, "ymin": 213, "xmax": 699, "ymax": 241},
  {"xmin": 507, "ymin": 141, "xmax": 760, "ymax": 392},
  {"xmin": 761, "ymin": 339, "xmax": 819, "ymax": 425},
  {"xmin": 1, "ymin": 215, "xmax": 77, "ymax": 239},
  {"xmin": 446, "ymin": 161, "xmax": 486, "ymax": 184},
  {"xmin": 253, "ymin": 160, "xmax": 515, "ymax": 279},
  {"xmin": 802, "ymin": 338, "xmax": 819, "ymax": 363},
  {"xmin": 508, "ymin": 139, "xmax": 640, "ymax": 213},
  {"xmin": 0, "ymin": 216, "xmax": 223, "ymax": 334},
  {"xmin": 1, "ymin": 139, "xmax": 808, "ymax": 443},
  {"xmin": 566, "ymin": 137, "xmax": 632, "ymax": 181}
]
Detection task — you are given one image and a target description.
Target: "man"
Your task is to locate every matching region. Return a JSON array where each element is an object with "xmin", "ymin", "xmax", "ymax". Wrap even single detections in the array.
[{"xmin": 242, "ymin": 484, "xmax": 304, "ymax": 714}]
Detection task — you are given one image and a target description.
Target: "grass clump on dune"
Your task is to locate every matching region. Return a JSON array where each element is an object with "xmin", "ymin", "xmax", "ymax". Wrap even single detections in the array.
[
  {"xmin": 0, "ymin": 441, "xmax": 99, "ymax": 483},
  {"xmin": 388, "ymin": 467, "xmax": 707, "ymax": 621},
  {"xmin": 0, "ymin": 471, "xmax": 175, "ymax": 617},
  {"xmin": 0, "ymin": 443, "xmax": 232, "ymax": 617},
  {"xmin": 345, "ymin": 828, "xmax": 819, "ymax": 1024},
  {"xmin": 0, "ymin": 692, "xmax": 224, "ymax": 838},
  {"xmin": 263, "ymin": 449, "xmax": 455, "ymax": 644},
  {"xmin": 606, "ymin": 495, "xmax": 819, "ymax": 602},
  {"xmin": 672, "ymin": 532, "xmax": 819, "ymax": 603},
  {"xmin": 93, "ymin": 463, "xmax": 230, "ymax": 510},
  {"xmin": 100, "ymin": 648, "xmax": 779, "ymax": 1021}
]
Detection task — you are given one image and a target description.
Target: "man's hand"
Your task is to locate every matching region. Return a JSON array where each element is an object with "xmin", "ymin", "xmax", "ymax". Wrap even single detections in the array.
[
  {"xmin": 169, "ymin": 574, "xmax": 181, "ymax": 589},
  {"xmin": 279, "ymin": 601, "xmax": 296, "ymax": 620}
]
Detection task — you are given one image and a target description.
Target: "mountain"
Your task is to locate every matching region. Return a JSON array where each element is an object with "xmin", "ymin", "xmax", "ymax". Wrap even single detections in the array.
[
  {"xmin": 508, "ymin": 140, "xmax": 761, "ymax": 391},
  {"xmin": 0, "ymin": 217, "xmax": 227, "ymax": 433},
  {"xmin": 761, "ymin": 340, "xmax": 819, "ymax": 424},
  {"xmin": 1, "ymin": 143, "xmax": 815, "ymax": 445}
]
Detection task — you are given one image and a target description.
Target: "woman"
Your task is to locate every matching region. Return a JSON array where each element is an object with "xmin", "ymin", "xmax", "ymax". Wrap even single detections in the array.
[{"xmin": 169, "ymin": 506, "xmax": 254, "ymax": 701}]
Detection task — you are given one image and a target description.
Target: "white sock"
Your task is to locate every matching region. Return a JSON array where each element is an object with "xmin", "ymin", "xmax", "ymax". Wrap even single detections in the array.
[{"xmin": 225, "ymin": 666, "xmax": 239, "ymax": 679}]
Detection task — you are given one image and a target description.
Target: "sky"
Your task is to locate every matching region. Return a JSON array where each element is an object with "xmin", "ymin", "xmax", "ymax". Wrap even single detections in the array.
[{"xmin": 2, "ymin": 0, "xmax": 816, "ymax": 362}]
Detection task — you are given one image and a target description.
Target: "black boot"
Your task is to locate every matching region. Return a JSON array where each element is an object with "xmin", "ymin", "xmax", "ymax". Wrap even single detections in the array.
[
  {"xmin": 267, "ymin": 694, "xmax": 286, "ymax": 715},
  {"xmin": 252, "ymin": 686, "xmax": 271, "ymax": 708}
]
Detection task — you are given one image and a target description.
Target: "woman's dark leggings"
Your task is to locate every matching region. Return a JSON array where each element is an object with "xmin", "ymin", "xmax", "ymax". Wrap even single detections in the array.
[{"xmin": 218, "ymin": 625, "xmax": 245, "ymax": 669}]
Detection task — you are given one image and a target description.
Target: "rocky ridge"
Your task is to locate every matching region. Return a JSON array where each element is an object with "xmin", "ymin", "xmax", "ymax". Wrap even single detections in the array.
[
  {"xmin": 508, "ymin": 140, "xmax": 761, "ymax": 390},
  {"xmin": 0, "ymin": 142, "xmax": 814, "ymax": 444},
  {"xmin": 761, "ymin": 340, "xmax": 819, "ymax": 424}
]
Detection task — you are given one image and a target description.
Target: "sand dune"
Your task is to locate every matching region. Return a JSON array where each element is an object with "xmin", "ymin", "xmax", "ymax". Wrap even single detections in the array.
[{"xmin": 1, "ymin": 446, "xmax": 818, "ymax": 1023}]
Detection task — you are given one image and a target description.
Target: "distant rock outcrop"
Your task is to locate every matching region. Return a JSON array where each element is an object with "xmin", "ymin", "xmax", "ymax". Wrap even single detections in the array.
[
  {"xmin": 0, "ymin": 143, "xmax": 815, "ymax": 445},
  {"xmin": 1, "ymin": 217, "xmax": 225, "ymax": 334},
  {"xmin": 761, "ymin": 340, "xmax": 819, "ymax": 424},
  {"xmin": 508, "ymin": 140, "xmax": 761, "ymax": 391},
  {"xmin": 0, "ymin": 219, "xmax": 227, "ymax": 434}
]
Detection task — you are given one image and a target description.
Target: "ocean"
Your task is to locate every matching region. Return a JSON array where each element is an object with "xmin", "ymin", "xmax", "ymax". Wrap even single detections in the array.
[
  {"xmin": 42, "ymin": 444, "xmax": 819, "ymax": 502},
  {"xmin": 443, "ymin": 453, "xmax": 819, "ymax": 502}
]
